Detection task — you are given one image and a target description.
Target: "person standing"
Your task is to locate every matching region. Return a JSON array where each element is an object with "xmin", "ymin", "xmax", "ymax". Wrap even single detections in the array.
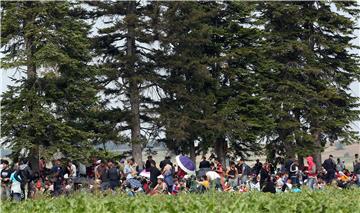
[
  {"xmin": 145, "ymin": 156, "xmax": 156, "ymax": 172},
  {"xmin": 353, "ymin": 160, "xmax": 360, "ymax": 186},
  {"xmin": 289, "ymin": 160, "xmax": 299, "ymax": 185},
  {"xmin": 9, "ymin": 164, "xmax": 22, "ymax": 202},
  {"xmin": 0, "ymin": 160, "xmax": 12, "ymax": 200},
  {"xmin": 149, "ymin": 161, "xmax": 161, "ymax": 189},
  {"xmin": 198, "ymin": 156, "xmax": 211, "ymax": 177},
  {"xmin": 322, "ymin": 155, "xmax": 336, "ymax": 184},
  {"xmin": 214, "ymin": 158, "xmax": 225, "ymax": 189},
  {"xmin": 51, "ymin": 159, "xmax": 63, "ymax": 196},
  {"xmin": 259, "ymin": 163, "xmax": 270, "ymax": 190},
  {"xmin": 18, "ymin": 159, "xmax": 33, "ymax": 199},
  {"xmin": 306, "ymin": 156, "xmax": 317, "ymax": 190},
  {"xmin": 97, "ymin": 161, "xmax": 110, "ymax": 191},
  {"xmin": 252, "ymin": 159, "xmax": 263, "ymax": 176},
  {"xmin": 226, "ymin": 161, "xmax": 238, "ymax": 189},
  {"xmin": 39, "ymin": 157, "xmax": 46, "ymax": 179},
  {"xmin": 236, "ymin": 158, "xmax": 251, "ymax": 185},
  {"xmin": 336, "ymin": 158, "xmax": 345, "ymax": 172},
  {"xmin": 160, "ymin": 156, "xmax": 173, "ymax": 171},
  {"xmin": 107, "ymin": 160, "xmax": 120, "ymax": 190},
  {"xmin": 353, "ymin": 154, "xmax": 359, "ymax": 173},
  {"xmin": 162, "ymin": 164, "xmax": 174, "ymax": 193}
]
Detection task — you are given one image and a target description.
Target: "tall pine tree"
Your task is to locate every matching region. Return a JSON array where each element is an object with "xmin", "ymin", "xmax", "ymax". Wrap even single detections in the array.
[
  {"xmin": 259, "ymin": 1, "xmax": 359, "ymax": 167},
  {"xmin": 89, "ymin": 1, "xmax": 161, "ymax": 166},
  {"xmin": 1, "ymin": 2, "xmax": 99, "ymax": 170}
]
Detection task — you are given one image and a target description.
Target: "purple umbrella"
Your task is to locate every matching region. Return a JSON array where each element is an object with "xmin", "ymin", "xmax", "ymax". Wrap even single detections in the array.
[{"xmin": 176, "ymin": 155, "xmax": 196, "ymax": 175}]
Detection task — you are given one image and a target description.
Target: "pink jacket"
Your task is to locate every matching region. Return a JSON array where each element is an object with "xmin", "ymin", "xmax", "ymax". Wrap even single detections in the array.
[{"xmin": 306, "ymin": 156, "xmax": 317, "ymax": 177}]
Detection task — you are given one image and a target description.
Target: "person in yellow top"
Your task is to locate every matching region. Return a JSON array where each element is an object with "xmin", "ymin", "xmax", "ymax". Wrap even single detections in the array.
[
  {"xmin": 197, "ymin": 175, "xmax": 210, "ymax": 192},
  {"xmin": 338, "ymin": 171, "xmax": 350, "ymax": 182}
]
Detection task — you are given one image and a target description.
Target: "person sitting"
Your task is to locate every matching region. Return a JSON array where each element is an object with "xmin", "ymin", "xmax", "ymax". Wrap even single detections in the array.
[
  {"xmin": 262, "ymin": 176, "xmax": 276, "ymax": 193},
  {"xmin": 150, "ymin": 175, "xmax": 168, "ymax": 195},
  {"xmin": 238, "ymin": 184, "xmax": 248, "ymax": 193},
  {"xmin": 337, "ymin": 171, "xmax": 350, "ymax": 189},
  {"xmin": 281, "ymin": 178, "xmax": 293, "ymax": 192},
  {"xmin": 249, "ymin": 175, "xmax": 260, "ymax": 191},
  {"xmin": 275, "ymin": 173, "xmax": 285, "ymax": 192},
  {"xmin": 196, "ymin": 175, "xmax": 210, "ymax": 193}
]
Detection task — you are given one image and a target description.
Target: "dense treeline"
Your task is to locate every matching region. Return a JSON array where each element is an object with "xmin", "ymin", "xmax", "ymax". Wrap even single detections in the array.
[{"xmin": 1, "ymin": 1, "xmax": 359, "ymax": 170}]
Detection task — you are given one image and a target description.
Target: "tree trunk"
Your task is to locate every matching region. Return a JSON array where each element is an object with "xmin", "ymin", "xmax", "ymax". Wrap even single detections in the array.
[
  {"xmin": 127, "ymin": 1, "xmax": 143, "ymax": 167},
  {"xmin": 24, "ymin": 2, "xmax": 38, "ymax": 173},
  {"xmin": 312, "ymin": 130, "xmax": 322, "ymax": 171},
  {"xmin": 284, "ymin": 142, "xmax": 295, "ymax": 159},
  {"xmin": 189, "ymin": 140, "xmax": 196, "ymax": 166},
  {"xmin": 28, "ymin": 148, "xmax": 39, "ymax": 173},
  {"xmin": 298, "ymin": 153, "xmax": 304, "ymax": 169},
  {"xmin": 214, "ymin": 137, "xmax": 226, "ymax": 167}
]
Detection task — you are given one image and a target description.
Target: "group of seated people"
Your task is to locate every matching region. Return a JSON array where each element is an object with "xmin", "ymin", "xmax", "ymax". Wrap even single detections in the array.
[{"xmin": 1, "ymin": 153, "xmax": 359, "ymax": 201}]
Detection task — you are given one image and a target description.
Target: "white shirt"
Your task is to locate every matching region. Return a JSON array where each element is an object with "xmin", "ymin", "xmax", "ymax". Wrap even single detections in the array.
[
  {"xmin": 250, "ymin": 182, "xmax": 260, "ymax": 191},
  {"xmin": 70, "ymin": 164, "xmax": 77, "ymax": 177},
  {"xmin": 206, "ymin": 171, "xmax": 220, "ymax": 180}
]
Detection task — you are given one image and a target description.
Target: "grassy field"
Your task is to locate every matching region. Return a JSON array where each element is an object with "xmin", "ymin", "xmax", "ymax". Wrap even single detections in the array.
[{"xmin": 1, "ymin": 188, "xmax": 360, "ymax": 213}]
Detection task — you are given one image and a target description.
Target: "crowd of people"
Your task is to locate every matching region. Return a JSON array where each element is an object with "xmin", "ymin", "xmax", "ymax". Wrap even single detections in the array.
[{"xmin": 1, "ymin": 153, "xmax": 359, "ymax": 201}]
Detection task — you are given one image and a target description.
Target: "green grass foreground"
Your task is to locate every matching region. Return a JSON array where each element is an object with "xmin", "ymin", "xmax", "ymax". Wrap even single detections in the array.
[{"xmin": 2, "ymin": 189, "xmax": 360, "ymax": 213}]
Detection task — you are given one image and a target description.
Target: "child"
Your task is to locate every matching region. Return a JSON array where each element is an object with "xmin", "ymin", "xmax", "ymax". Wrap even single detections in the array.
[{"xmin": 239, "ymin": 184, "xmax": 248, "ymax": 193}]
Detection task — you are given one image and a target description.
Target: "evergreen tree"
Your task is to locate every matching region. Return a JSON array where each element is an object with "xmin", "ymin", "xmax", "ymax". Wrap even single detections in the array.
[
  {"xmin": 89, "ymin": 1, "xmax": 161, "ymax": 166},
  {"xmin": 208, "ymin": 2, "xmax": 274, "ymax": 163},
  {"xmin": 258, "ymin": 1, "xmax": 360, "ymax": 167},
  {"xmin": 1, "ymin": 2, "xmax": 99, "ymax": 170},
  {"xmin": 159, "ymin": 2, "xmax": 273, "ymax": 165},
  {"xmin": 157, "ymin": 2, "xmax": 219, "ymax": 162}
]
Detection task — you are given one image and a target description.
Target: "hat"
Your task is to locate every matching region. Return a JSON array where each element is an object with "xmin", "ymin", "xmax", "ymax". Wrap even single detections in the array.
[
  {"xmin": 157, "ymin": 175, "xmax": 164, "ymax": 179},
  {"xmin": 96, "ymin": 160, "xmax": 101, "ymax": 164},
  {"xmin": 63, "ymin": 174, "xmax": 69, "ymax": 179}
]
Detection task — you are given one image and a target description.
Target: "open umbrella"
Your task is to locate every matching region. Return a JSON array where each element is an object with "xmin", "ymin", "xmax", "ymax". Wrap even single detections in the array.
[
  {"xmin": 139, "ymin": 169, "xmax": 150, "ymax": 179},
  {"xmin": 176, "ymin": 155, "xmax": 196, "ymax": 175}
]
